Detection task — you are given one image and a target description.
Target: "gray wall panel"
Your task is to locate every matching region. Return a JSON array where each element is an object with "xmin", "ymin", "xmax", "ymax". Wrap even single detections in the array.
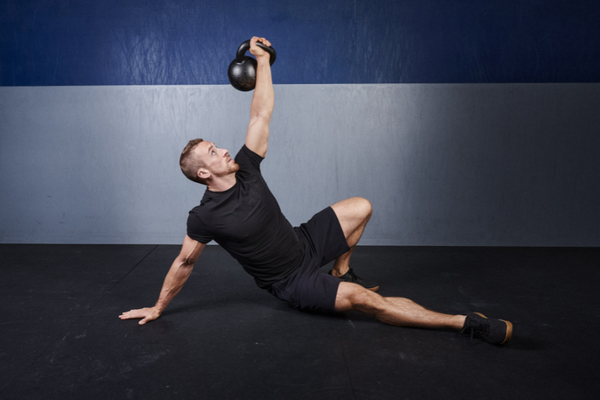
[{"xmin": 1, "ymin": 84, "xmax": 598, "ymax": 245}]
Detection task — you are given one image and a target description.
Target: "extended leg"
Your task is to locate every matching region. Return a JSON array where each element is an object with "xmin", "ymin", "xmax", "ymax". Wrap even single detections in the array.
[
  {"xmin": 335, "ymin": 282, "xmax": 466, "ymax": 329},
  {"xmin": 334, "ymin": 282, "xmax": 513, "ymax": 345}
]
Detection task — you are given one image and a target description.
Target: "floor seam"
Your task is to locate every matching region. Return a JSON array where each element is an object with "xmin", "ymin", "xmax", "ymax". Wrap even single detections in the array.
[
  {"xmin": 86, "ymin": 245, "xmax": 160, "ymax": 311},
  {"xmin": 105, "ymin": 244, "xmax": 159, "ymax": 293}
]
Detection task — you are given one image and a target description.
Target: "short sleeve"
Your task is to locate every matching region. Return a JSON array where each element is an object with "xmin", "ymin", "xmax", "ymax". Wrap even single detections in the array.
[
  {"xmin": 235, "ymin": 145, "xmax": 264, "ymax": 172},
  {"xmin": 186, "ymin": 211, "xmax": 213, "ymax": 244}
]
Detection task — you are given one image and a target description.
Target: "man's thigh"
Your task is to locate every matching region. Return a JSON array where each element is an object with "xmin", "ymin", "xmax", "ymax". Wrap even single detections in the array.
[
  {"xmin": 295, "ymin": 206, "xmax": 350, "ymax": 267},
  {"xmin": 268, "ymin": 264, "xmax": 343, "ymax": 313},
  {"xmin": 330, "ymin": 197, "xmax": 372, "ymax": 239}
]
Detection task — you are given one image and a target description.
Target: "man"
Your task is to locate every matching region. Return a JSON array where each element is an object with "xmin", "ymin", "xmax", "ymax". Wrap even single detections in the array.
[{"xmin": 120, "ymin": 37, "xmax": 513, "ymax": 345}]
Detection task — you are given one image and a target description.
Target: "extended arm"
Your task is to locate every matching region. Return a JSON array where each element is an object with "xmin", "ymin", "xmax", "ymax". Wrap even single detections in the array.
[
  {"xmin": 119, "ymin": 235, "xmax": 206, "ymax": 325},
  {"xmin": 244, "ymin": 36, "xmax": 274, "ymax": 158}
]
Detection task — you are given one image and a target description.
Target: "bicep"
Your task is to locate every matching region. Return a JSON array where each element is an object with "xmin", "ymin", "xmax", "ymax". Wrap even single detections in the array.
[{"xmin": 178, "ymin": 235, "xmax": 206, "ymax": 265}]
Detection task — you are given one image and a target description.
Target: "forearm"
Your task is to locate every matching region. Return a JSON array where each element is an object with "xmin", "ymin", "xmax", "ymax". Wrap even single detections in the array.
[
  {"xmin": 154, "ymin": 259, "xmax": 194, "ymax": 313},
  {"xmin": 119, "ymin": 236, "xmax": 204, "ymax": 325},
  {"xmin": 250, "ymin": 57, "xmax": 274, "ymax": 121}
]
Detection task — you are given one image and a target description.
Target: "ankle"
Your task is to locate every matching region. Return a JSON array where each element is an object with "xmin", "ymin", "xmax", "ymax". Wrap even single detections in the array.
[
  {"xmin": 331, "ymin": 266, "xmax": 349, "ymax": 277},
  {"xmin": 453, "ymin": 315, "xmax": 467, "ymax": 330}
]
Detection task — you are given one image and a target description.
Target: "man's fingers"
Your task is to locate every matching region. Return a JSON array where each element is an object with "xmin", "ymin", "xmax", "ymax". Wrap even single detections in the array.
[
  {"xmin": 119, "ymin": 311, "xmax": 133, "ymax": 319},
  {"xmin": 120, "ymin": 310, "xmax": 138, "ymax": 319},
  {"xmin": 119, "ymin": 307, "xmax": 159, "ymax": 325},
  {"xmin": 250, "ymin": 36, "xmax": 271, "ymax": 50},
  {"xmin": 119, "ymin": 308, "xmax": 150, "ymax": 320}
]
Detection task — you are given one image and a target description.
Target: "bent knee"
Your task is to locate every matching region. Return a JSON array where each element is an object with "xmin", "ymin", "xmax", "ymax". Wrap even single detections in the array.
[
  {"xmin": 339, "ymin": 197, "xmax": 372, "ymax": 222},
  {"xmin": 354, "ymin": 197, "xmax": 373, "ymax": 217}
]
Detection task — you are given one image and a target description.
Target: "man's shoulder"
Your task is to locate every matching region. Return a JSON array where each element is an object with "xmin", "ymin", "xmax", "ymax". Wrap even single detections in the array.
[
  {"xmin": 236, "ymin": 145, "xmax": 264, "ymax": 169},
  {"xmin": 187, "ymin": 204, "xmax": 206, "ymax": 220},
  {"xmin": 187, "ymin": 190, "xmax": 215, "ymax": 218},
  {"xmin": 186, "ymin": 204, "xmax": 213, "ymax": 244}
]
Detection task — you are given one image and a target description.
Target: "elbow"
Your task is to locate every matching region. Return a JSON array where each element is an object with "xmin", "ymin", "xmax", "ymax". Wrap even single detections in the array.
[
  {"xmin": 176, "ymin": 254, "xmax": 196, "ymax": 269},
  {"xmin": 182, "ymin": 261, "xmax": 194, "ymax": 271},
  {"xmin": 182, "ymin": 258, "xmax": 196, "ymax": 269}
]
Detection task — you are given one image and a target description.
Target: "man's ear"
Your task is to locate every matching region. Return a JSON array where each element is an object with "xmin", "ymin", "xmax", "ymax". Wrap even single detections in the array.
[{"xmin": 197, "ymin": 168, "xmax": 210, "ymax": 181}]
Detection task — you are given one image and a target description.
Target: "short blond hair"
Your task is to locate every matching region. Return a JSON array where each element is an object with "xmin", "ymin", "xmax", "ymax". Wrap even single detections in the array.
[{"xmin": 179, "ymin": 139, "xmax": 207, "ymax": 185}]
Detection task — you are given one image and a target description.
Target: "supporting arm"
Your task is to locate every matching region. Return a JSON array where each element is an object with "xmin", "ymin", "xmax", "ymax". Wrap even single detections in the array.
[{"xmin": 119, "ymin": 235, "xmax": 206, "ymax": 325}]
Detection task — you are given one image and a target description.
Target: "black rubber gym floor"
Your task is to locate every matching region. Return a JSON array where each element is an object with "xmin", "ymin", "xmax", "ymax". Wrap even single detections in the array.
[{"xmin": 1, "ymin": 244, "xmax": 599, "ymax": 399}]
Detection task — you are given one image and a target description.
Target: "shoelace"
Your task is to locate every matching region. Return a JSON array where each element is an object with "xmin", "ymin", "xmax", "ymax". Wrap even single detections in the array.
[
  {"xmin": 344, "ymin": 268, "xmax": 358, "ymax": 281},
  {"xmin": 459, "ymin": 317, "xmax": 490, "ymax": 344}
]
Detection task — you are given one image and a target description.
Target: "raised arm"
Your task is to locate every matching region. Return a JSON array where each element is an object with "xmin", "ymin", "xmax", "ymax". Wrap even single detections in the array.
[
  {"xmin": 244, "ymin": 36, "xmax": 274, "ymax": 158},
  {"xmin": 119, "ymin": 235, "xmax": 206, "ymax": 325}
]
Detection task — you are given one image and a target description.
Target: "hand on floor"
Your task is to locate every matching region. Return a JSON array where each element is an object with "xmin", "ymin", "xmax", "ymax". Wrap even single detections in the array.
[{"xmin": 119, "ymin": 307, "xmax": 161, "ymax": 325}]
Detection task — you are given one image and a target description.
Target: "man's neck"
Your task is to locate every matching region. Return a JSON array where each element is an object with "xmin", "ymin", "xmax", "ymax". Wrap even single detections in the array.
[{"xmin": 206, "ymin": 173, "xmax": 237, "ymax": 192}]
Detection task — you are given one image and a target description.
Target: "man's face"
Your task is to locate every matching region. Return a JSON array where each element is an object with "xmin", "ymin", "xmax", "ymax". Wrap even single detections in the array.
[{"xmin": 195, "ymin": 141, "xmax": 239, "ymax": 180}]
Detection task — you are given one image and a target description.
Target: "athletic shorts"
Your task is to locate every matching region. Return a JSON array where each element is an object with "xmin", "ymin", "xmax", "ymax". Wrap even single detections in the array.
[{"xmin": 266, "ymin": 206, "xmax": 350, "ymax": 313}]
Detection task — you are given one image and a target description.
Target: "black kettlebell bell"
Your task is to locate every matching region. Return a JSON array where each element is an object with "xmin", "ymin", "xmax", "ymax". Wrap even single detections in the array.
[{"xmin": 227, "ymin": 40, "xmax": 276, "ymax": 91}]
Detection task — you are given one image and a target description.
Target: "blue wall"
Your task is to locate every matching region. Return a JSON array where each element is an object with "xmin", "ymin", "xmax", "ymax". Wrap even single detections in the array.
[
  {"xmin": 2, "ymin": 0, "xmax": 600, "ymax": 85},
  {"xmin": 1, "ymin": 1, "xmax": 599, "ymax": 246}
]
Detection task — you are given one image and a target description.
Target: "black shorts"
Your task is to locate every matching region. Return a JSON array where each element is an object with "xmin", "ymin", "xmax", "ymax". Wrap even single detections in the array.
[{"xmin": 266, "ymin": 206, "xmax": 350, "ymax": 313}]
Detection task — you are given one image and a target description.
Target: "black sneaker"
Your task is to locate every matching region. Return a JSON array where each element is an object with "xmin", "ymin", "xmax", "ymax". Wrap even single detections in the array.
[
  {"xmin": 461, "ymin": 312, "xmax": 513, "ymax": 345},
  {"xmin": 329, "ymin": 268, "xmax": 379, "ymax": 292}
]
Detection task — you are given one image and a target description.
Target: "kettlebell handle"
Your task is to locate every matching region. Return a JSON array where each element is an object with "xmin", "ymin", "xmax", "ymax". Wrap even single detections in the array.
[{"xmin": 235, "ymin": 40, "xmax": 277, "ymax": 66}]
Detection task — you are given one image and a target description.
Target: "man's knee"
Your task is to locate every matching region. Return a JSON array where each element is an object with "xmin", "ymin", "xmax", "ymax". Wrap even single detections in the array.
[
  {"xmin": 354, "ymin": 197, "xmax": 372, "ymax": 219},
  {"xmin": 334, "ymin": 282, "xmax": 383, "ymax": 313},
  {"xmin": 331, "ymin": 197, "xmax": 373, "ymax": 227}
]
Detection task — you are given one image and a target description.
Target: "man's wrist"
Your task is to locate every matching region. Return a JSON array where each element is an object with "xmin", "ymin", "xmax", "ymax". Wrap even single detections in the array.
[{"xmin": 256, "ymin": 54, "xmax": 271, "ymax": 64}]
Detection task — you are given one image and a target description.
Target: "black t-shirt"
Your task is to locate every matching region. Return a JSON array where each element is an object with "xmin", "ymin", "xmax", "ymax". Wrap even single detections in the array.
[{"xmin": 186, "ymin": 145, "xmax": 304, "ymax": 288}]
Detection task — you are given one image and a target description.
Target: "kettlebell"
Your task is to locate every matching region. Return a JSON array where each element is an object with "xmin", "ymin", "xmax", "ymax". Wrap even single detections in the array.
[{"xmin": 227, "ymin": 40, "xmax": 276, "ymax": 91}]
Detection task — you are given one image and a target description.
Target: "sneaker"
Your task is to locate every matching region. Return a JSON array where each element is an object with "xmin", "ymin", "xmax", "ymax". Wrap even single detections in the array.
[
  {"xmin": 329, "ymin": 268, "xmax": 379, "ymax": 292},
  {"xmin": 461, "ymin": 312, "xmax": 513, "ymax": 345}
]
